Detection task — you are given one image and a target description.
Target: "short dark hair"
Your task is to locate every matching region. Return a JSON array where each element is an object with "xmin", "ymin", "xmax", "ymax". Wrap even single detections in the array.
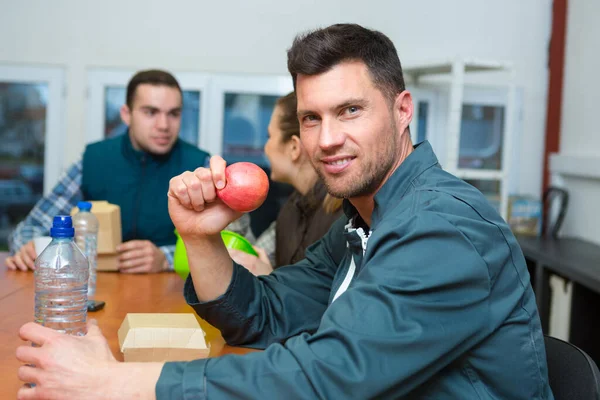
[
  {"xmin": 287, "ymin": 24, "xmax": 406, "ymax": 103},
  {"xmin": 126, "ymin": 69, "xmax": 182, "ymax": 108},
  {"xmin": 275, "ymin": 92, "xmax": 299, "ymax": 143}
]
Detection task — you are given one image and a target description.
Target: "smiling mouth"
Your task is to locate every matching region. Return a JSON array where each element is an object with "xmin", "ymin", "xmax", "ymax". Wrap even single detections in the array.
[{"xmin": 323, "ymin": 157, "xmax": 353, "ymax": 166}]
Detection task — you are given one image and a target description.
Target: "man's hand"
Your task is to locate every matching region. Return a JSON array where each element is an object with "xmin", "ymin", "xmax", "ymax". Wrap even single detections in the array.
[
  {"xmin": 168, "ymin": 155, "xmax": 247, "ymax": 301},
  {"xmin": 16, "ymin": 320, "xmax": 116, "ymax": 399},
  {"xmin": 228, "ymin": 247, "xmax": 273, "ymax": 276},
  {"xmin": 5, "ymin": 241, "xmax": 37, "ymax": 271},
  {"xmin": 168, "ymin": 155, "xmax": 242, "ymax": 241},
  {"xmin": 16, "ymin": 321, "xmax": 161, "ymax": 400},
  {"xmin": 116, "ymin": 240, "xmax": 167, "ymax": 274}
]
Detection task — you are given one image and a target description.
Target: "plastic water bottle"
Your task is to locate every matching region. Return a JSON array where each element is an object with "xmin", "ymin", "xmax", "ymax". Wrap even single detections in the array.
[
  {"xmin": 73, "ymin": 201, "xmax": 99, "ymax": 297},
  {"xmin": 34, "ymin": 215, "xmax": 89, "ymax": 336}
]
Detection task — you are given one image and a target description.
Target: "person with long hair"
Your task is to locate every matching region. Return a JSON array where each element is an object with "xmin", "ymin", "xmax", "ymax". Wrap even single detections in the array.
[{"xmin": 230, "ymin": 92, "xmax": 343, "ymax": 275}]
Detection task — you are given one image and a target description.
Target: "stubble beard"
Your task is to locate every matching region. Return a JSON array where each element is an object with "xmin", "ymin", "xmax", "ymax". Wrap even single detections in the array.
[{"xmin": 315, "ymin": 121, "xmax": 398, "ymax": 199}]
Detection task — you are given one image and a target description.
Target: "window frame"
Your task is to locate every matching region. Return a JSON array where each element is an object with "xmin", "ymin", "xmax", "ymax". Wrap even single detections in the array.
[
  {"xmin": 0, "ymin": 64, "xmax": 65, "ymax": 195},
  {"xmin": 409, "ymin": 83, "xmax": 522, "ymax": 218}
]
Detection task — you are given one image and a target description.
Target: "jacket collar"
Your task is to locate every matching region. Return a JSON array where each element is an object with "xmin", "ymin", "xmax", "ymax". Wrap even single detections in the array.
[{"xmin": 342, "ymin": 140, "xmax": 439, "ymax": 230}]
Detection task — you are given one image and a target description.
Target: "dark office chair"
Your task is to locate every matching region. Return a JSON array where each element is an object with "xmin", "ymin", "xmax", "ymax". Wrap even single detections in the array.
[
  {"xmin": 545, "ymin": 335, "xmax": 600, "ymax": 400},
  {"xmin": 541, "ymin": 186, "xmax": 569, "ymax": 238}
]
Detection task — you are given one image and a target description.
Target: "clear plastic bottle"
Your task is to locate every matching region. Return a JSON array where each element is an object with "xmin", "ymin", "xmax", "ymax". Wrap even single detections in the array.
[
  {"xmin": 34, "ymin": 215, "xmax": 89, "ymax": 336},
  {"xmin": 73, "ymin": 201, "xmax": 99, "ymax": 297}
]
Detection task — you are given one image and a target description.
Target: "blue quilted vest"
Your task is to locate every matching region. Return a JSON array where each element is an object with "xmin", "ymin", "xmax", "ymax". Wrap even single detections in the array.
[{"xmin": 81, "ymin": 133, "xmax": 209, "ymax": 247}]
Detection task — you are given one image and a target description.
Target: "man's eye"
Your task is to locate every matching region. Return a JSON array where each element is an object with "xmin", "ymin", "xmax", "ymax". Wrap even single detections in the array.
[
  {"xmin": 304, "ymin": 115, "xmax": 318, "ymax": 122},
  {"xmin": 347, "ymin": 106, "xmax": 359, "ymax": 114},
  {"xmin": 144, "ymin": 110, "xmax": 156, "ymax": 116}
]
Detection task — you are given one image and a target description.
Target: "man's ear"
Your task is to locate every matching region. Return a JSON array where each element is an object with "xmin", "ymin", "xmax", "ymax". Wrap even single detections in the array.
[
  {"xmin": 289, "ymin": 135, "xmax": 303, "ymax": 162},
  {"xmin": 120, "ymin": 104, "xmax": 132, "ymax": 127},
  {"xmin": 393, "ymin": 90, "xmax": 414, "ymax": 134}
]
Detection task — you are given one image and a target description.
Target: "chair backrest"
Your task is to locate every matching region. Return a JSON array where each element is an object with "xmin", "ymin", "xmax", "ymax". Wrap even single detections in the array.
[
  {"xmin": 545, "ymin": 335, "xmax": 600, "ymax": 400},
  {"xmin": 542, "ymin": 186, "xmax": 569, "ymax": 238}
]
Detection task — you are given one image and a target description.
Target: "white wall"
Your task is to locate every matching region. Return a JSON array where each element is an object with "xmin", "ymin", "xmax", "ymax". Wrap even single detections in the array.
[
  {"xmin": 552, "ymin": 0, "xmax": 600, "ymax": 244},
  {"xmin": 0, "ymin": 0, "xmax": 551, "ymax": 197}
]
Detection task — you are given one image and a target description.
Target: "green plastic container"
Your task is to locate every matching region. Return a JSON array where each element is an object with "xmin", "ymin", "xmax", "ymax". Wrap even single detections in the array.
[{"xmin": 173, "ymin": 230, "xmax": 257, "ymax": 280}]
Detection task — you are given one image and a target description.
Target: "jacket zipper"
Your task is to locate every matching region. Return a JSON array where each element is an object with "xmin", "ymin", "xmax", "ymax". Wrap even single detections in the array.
[{"xmin": 356, "ymin": 227, "xmax": 370, "ymax": 256}]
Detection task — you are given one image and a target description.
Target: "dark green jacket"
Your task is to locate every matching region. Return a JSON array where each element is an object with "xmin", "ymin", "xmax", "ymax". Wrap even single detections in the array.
[
  {"xmin": 81, "ymin": 133, "xmax": 209, "ymax": 247},
  {"xmin": 157, "ymin": 141, "xmax": 553, "ymax": 399}
]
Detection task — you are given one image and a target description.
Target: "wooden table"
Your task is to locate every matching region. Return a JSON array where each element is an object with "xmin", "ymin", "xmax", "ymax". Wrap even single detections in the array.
[{"xmin": 0, "ymin": 252, "xmax": 255, "ymax": 398}]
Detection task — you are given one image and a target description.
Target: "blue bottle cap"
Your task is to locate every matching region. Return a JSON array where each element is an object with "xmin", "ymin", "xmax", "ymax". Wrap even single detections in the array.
[
  {"xmin": 50, "ymin": 215, "xmax": 75, "ymax": 238},
  {"xmin": 77, "ymin": 201, "xmax": 92, "ymax": 212}
]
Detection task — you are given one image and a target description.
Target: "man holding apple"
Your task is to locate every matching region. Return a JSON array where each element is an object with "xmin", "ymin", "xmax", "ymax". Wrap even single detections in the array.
[{"xmin": 16, "ymin": 24, "xmax": 553, "ymax": 399}]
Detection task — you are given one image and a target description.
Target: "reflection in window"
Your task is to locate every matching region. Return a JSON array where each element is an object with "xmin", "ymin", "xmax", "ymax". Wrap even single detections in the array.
[
  {"xmin": 104, "ymin": 86, "xmax": 200, "ymax": 145},
  {"xmin": 459, "ymin": 104, "xmax": 504, "ymax": 170},
  {"xmin": 465, "ymin": 178, "xmax": 501, "ymax": 213},
  {"xmin": 222, "ymin": 93, "xmax": 278, "ymax": 167},
  {"xmin": 417, "ymin": 101, "xmax": 429, "ymax": 144},
  {"xmin": 0, "ymin": 82, "xmax": 47, "ymax": 250}
]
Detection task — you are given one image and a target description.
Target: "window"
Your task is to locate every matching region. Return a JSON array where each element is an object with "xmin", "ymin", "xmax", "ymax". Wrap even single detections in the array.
[
  {"xmin": 205, "ymin": 74, "xmax": 293, "ymax": 159},
  {"xmin": 0, "ymin": 65, "xmax": 65, "ymax": 250},
  {"xmin": 416, "ymin": 102, "xmax": 430, "ymax": 144},
  {"xmin": 464, "ymin": 178, "xmax": 501, "ymax": 213},
  {"xmin": 409, "ymin": 83, "xmax": 519, "ymax": 218},
  {"xmin": 222, "ymin": 93, "xmax": 279, "ymax": 167},
  {"xmin": 409, "ymin": 87, "xmax": 443, "ymax": 159},
  {"xmin": 459, "ymin": 104, "xmax": 505, "ymax": 170}
]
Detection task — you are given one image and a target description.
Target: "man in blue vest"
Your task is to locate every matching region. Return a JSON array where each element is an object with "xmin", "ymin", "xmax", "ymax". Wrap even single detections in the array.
[{"xmin": 6, "ymin": 69, "xmax": 251, "ymax": 273}]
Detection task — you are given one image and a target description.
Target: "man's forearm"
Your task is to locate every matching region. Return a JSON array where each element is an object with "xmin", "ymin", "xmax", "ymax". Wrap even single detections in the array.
[{"xmin": 184, "ymin": 234, "xmax": 235, "ymax": 302}]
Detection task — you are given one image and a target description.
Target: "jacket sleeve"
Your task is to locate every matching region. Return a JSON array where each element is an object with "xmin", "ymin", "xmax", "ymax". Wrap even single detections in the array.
[
  {"xmin": 156, "ymin": 212, "xmax": 495, "ymax": 399},
  {"xmin": 184, "ymin": 217, "xmax": 348, "ymax": 348}
]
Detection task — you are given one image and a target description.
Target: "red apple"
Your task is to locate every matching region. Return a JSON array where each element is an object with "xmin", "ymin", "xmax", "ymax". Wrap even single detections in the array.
[{"xmin": 217, "ymin": 162, "xmax": 269, "ymax": 212}]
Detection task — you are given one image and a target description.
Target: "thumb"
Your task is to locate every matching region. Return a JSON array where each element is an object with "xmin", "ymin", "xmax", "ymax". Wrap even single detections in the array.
[{"xmin": 86, "ymin": 319, "xmax": 102, "ymax": 336}]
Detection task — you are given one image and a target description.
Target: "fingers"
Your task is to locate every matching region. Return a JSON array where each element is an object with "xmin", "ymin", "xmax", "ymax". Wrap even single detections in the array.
[
  {"xmin": 5, "ymin": 256, "xmax": 17, "ymax": 270},
  {"xmin": 194, "ymin": 167, "xmax": 216, "ymax": 209},
  {"xmin": 119, "ymin": 265, "xmax": 151, "ymax": 274},
  {"xmin": 209, "ymin": 155, "xmax": 227, "ymax": 190},
  {"xmin": 118, "ymin": 257, "xmax": 150, "ymax": 272},
  {"xmin": 86, "ymin": 319, "xmax": 103, "ymax": 337},
  {"xmin": 118, "ymin": 248, "xmax": 145, "ymax": 262},
  {"xmin": 19, "ymin": 243, "xmax": 36, "ymax": 270},
  {"xmin": 183, "ymin": 170, "xmax": 205, "ymax": 212},
  {"xmin": 16, "ymin": 345, "xmax": 40, "ymax": 365},
  {"xmin": 116, "ymin": 242, "xmax": 136, "ymax": 253},
  {"xmin": 13, "ymin": 251, "xmax": 34, "ymax": 272},
  {"xmin": 17, "ymin": 383, "xmax": 39, "ymax": 400},
  {"xmin": 167, "ymin": 156, "xmax": 227, "ymax": 211},
  {"xmin": 254, "ymin": 247, "xmax": 272, "ymax": 266},
  {"xmin": 18, "ymin": 322, "xmax": 58, "ymax": 347},
  {"xmin": 228, "ymin": 248, "xmax": 258, "ymax": 268},
  {"xmin": 25, "ymin": 241, "xmax": 37, "ymax": 263},
  {"xmin": 116, "ymin": 240, "xmax": 146, "ymax": 252},
  {"xmin": 169, "ymin": 173, "xmax": 194, "ymax": 209},
  {"xmin": 17, "ymin": 364, "xmax": 40, "ymax": 384}
]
